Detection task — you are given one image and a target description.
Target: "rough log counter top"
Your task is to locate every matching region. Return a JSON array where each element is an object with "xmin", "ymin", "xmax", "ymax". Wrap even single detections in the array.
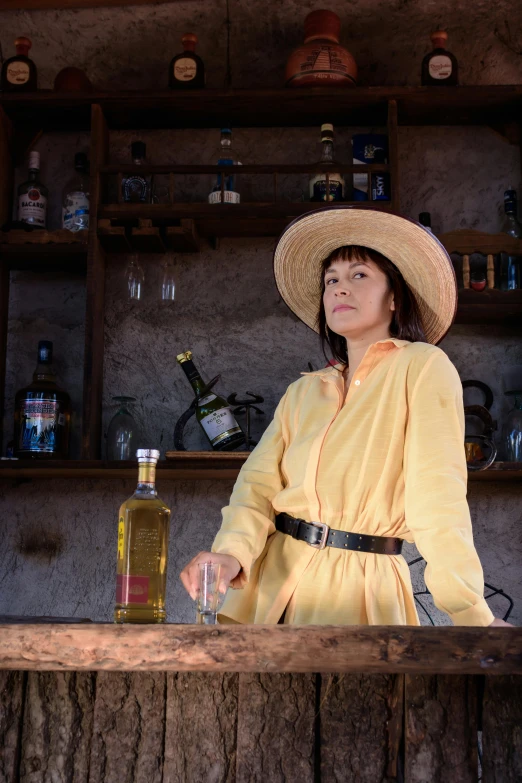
[{"xmin": 1, "ymin": 625, "xmax": 521, "ymax": 782}]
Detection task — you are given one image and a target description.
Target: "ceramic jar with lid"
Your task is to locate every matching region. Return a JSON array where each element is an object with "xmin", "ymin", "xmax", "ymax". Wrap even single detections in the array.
[{"xmin": 285, "ymin": 10, "xmax": 357, "ymax": 87}]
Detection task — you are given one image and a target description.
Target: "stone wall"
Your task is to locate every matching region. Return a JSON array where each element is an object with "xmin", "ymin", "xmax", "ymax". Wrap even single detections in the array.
[{"xmin": 0, "ymin": 0, "xmax": 520, "ymax": 625}]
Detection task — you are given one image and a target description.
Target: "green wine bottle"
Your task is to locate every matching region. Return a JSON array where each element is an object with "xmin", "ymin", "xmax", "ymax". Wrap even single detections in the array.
[{"xmin": 176, "ymin": 351, "xmax": 244, "ymax": 451}]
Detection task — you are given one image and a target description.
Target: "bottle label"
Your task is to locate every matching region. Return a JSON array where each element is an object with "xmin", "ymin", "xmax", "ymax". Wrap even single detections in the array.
[
  {"xmin": 62, "ymin": 191, "xmax": 90, "ymax": 230},
  {"xmin": 116, "ymin": 574, "xmax": 149, "ymax": 604},
  {"xmin": 200, "ymin": 407, "xmax": 242, "ymax": 444},
  {"xmin": 138, "ymin": 463, "xmax": 156, "ymax": 484},
  {"xmin": 17, "ymin": 398, "xmax": 66, "ymax": 453},
  {"xmin": 429, "ymin": 55, "xmax": 452, "ymax": 79},
  {"xmin": 118, "ymin": 518, "xmax": 125, "ymax": 559},
  {"xmin": 371, "ymin": 173, "xmax": 391, "ymax": 201},
  {"xmin": 19, "ymin": 191, "xmax": 47, "ymax": 226},
  {"xmin": 174, "ymin": 58, "xmax": 197, "ymax": 81},
  {"xmin": 7, "ymin": 62, "xmax": 30, "ymax": 85},
  {"xmin": 122, "ymin": 175, "xmax": 149, "ymax": 203},
  {"xmin": 309, "ymin": 173, "xmax": 344, "ymax": 201},
  {"xmin": 208, "ymin": 190, "xmax": 240, "ymax": 204}
]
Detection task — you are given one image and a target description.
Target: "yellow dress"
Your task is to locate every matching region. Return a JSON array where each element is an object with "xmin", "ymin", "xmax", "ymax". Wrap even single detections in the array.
[{"xmin": 211, "ymin": 338, "xmax": 494, "ymax": 627}]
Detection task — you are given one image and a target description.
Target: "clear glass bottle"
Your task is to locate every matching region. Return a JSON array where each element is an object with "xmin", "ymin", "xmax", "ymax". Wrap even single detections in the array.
[
  {"xmin": 17, "ymin": 151, "xmax": 48, "ymax": 229},
  {"xmin": 176, "ymin": 351, "xmax": 244, "ymax": 450},
  {"xmin": 62, "ymin": 152, "xmax": 90, "ymax": 231},
  {"xmin": 421, "ymin": 30, "xmax": 458, "ymax": 86},
  {"xmin": 14, "ymin": 341, "xmax": 71, "ymax": 459},
  {"xmin": 309, "ymin": 124, "xmax": 345, "ymax": 202},
  {"xmin": 124, "ymin": 254, "xmax": 145, "ymax": 301},
  {"xmin": 208, "ymin": 129, "xmax": 241, "ymax": 204},
  {"xmin": 114, "ymin": 449, "xmax": 171, "ymax": 624},
  {"xmin": 107, "ymin": 396, "xmax": 139, "ymax": 461},
  {"xmin": 122, "ymin": 142, "xmax": 151, "ymax": 203},
  {"xmin": 503, "ymin": 395, "xmax": 522, "ymax": 462},
  {"xmin": 1, "ymin": 37, "xmax": 37, "ymax": 92},
  {"xmin": 169, "ymin": 33, "xmax": 205, "ymax": 89},
  {"xmin": 500, "ymin": 189, "xmax": 522, "ymax": 290}
]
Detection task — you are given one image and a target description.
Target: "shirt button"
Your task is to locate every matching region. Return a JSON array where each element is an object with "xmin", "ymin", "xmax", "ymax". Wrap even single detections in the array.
[{"xmin": 354, "ymin": 379, "xmax": 361, "ymax": 386}]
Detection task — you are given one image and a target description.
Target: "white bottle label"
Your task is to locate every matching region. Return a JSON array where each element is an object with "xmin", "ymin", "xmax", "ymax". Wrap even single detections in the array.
[
  {"xmin": 174, "ymin": 58, "xmax": 197, "ymax": 82},
  {"xmin": 7, "ymin": 62, "xmax": 30, "ymax": 85},
  {"xmin": 62, "ymin": 191, "xmax": 90, "ymax": 230},
  {"xmin": 429, "ymin": 55, "xmax": 452, "ymax": 80},
  {"xmin": 19, "ymin": 190, "xmax": 47, "ymax": 226},
  {"xmin": 208, "ymin": 190, "xmax": 241, "ymax": 204},
  {"xmin": 200, "ymin": 407, "xmax": 240, "ymax": 443}
]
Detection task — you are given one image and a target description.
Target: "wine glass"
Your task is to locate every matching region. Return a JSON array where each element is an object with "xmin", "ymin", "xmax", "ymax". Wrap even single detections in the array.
[
  {"xmin": 106, "ymin": 396, "xmax": 139, "ymax": 461},
  {"xmin": 124, "ymin": 254, "xmax": 145, "ymax": 301},
  {"xmin": 160, "ymin": 255, "xmax": 176, "ymax": 302}
]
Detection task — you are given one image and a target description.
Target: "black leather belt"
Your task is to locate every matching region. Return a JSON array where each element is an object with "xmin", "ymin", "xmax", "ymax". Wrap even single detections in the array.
[{"xmin": 275, "ymin": 512, "xmax": 403, "ymax": 555}]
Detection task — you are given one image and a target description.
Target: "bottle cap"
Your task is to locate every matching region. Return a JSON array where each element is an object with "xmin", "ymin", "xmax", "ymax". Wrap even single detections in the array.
[
  {"xmin": 321, "ymin": 123, "xmax": 334, "ymax": 133},
  {"xmin": 419, "ymin": 212, "xmax": 432, "ymax": 227},
  {"xmin": 504, "ymin": 189, "xmax": 517, "ymax": 201},
  {"xmin": 176, "ymin": 351, "xmax": 192, "ymax": 363},
  {"xmin": 28, "ymin": 150, "xmax": 40, "ymax": 170},
  {"xmin": 136, "ymin": 449, "xmax": 160, "ymax": 463},
  {"xmin": 15, "ymin": 36, "xmax": 32, "ymax": 53},
  {"xmin": 220, "ymin": 128, "xmax": 232, "ymax": 134},
  {"xmin": 74, "ymin": 152, "xmax": 88, "ymax": 170},
  {"xmin": 38, "ymin": 341, "xmax": 53, "ymax": 363},
  {"xmin": 430, "ymin": 30, "xmax": 448, "ymax": 46},
  {"xmin": 131, "ymin": 141, "xmax": 146, "ymax": 159},
  {"xmin": 304, "ymin": 10, "xmax": 341, "ymax": 44},
  {"xmin": 182, "ymin": 33, "xmax": 198, "ymax": 51}
]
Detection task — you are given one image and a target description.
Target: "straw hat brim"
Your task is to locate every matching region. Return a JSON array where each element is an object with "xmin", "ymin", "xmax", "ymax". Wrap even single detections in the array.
[{"xmin": 273, "ymin": 206, "xmax": 457, "ymax": 346}]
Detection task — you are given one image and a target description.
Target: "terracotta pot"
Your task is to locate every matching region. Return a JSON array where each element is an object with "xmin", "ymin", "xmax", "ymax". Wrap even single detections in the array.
[
  {"xmin": 54, "ymin": 67, "xmax": 93, "ymax": 92},
  {"xmin": 285, "ymin": 10, "xmax": 357, "ymax": 88}
]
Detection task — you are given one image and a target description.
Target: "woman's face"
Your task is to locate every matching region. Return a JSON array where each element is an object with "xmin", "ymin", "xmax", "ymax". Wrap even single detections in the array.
[{"xmin": 322, "ymin": 255, "xmax": 395, "ymax": 341}]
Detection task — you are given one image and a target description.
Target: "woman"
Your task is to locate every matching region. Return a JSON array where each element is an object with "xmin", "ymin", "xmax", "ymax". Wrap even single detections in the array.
[{"xmin": 180, "ymin": 208, "xmax": 511, "ymax": 628}]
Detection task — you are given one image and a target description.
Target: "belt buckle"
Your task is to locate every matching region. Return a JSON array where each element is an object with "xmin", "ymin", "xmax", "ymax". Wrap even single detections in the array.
[{"xmin": 309, "ymin": 521, "xmax": 330, "ymax": 550}]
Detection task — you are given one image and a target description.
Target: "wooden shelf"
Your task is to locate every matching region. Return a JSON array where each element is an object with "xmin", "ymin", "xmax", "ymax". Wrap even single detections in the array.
[
  {"xmin": 1, "ymin": 86, "xmax": 521, "ymax": 132},
  {"xmin": 0, "ymin": 230, "xmax": 88, "ymax": 271},
  {"xmin": 455, "ymin": 289, "xmax": 522, "ymax": 326},
  {"xmin": 0, "ymin": 456, "xmax": 520, "ymax": 481},
  {"xmin": 0, "ymin": 623, "xmax": 520, "ymax": 673}
]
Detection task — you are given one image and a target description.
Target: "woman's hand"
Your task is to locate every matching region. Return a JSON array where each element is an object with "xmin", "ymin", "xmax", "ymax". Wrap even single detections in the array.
[
  {"xmin": 488, "ymin": 618, "xmax": 514, "ymax": 627},
  {"xmin": 180, "ymin": 551, "xmax": 242, "ymax": 600}
]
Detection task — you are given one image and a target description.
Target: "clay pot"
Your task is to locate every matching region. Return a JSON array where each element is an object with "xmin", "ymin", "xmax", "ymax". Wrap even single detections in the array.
[
  {"xmin": 285, "ymin": 10, "xmax": 357, "ymax": 87},
  {"xmin": 54, "ymin": 67, "xmax": 93, "ymax": 92}
]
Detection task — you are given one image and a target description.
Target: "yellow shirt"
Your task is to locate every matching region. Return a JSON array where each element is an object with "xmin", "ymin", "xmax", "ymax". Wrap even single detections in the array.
[{"xmin": 212, "ymin": 338, "xmax": 494, "ymax": 627}]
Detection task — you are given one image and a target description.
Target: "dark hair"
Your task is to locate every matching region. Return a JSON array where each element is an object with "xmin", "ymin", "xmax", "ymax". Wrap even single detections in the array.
[{"xmin": 318, "ymin": 245, "xmax": 427, "ymax": 367}]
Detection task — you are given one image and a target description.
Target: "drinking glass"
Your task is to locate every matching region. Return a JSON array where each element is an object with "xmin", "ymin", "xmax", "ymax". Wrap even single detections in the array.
[
  {"xmin": 125, "ymin": 254, "xmax": 145, "ymax": 301},
  {"xmin": 106, "ymin": 396, "xmax": 139, "ymax": 461},
  {"xmin": 196, "ymin": 562, "xmax": 222, "ymax": 624},
  {"xmin": 160, "ymin": 256, "xmax": 176, "ymax": 302}
]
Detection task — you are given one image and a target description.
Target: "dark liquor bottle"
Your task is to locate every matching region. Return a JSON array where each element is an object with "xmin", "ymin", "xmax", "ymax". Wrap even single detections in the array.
[
  {"xmin": 208, "ymin": 129, "xmax": 241, "ymax": 204},
  {"xmin": 309, "ymin": 124, "xmax": 345, "ymax": 202},
  {"xmin": 500, "ymin": 190, "xmax": 522, "ymax": 290},
  {"xmin": 17, "ymin": 151, "xmax": 48, "ymax": 229},
  {"xmin": 169, "ymin": 33, "xmax": 205, "ymax": 89},
  {"xmin": 176, "ymin": 351, "xmax": 244, "ymax": 451},
  {"xmin": 122, "ymin": 142, "xmax": 151, "ymax": 203},
  {"xmin": 14, "ymin": 341, "xmax": 71, "ymax": 459},
  {"xmin": 421, "ymin": 31, "xmax": 458, "ymax": 86},
  {"xmin": 370, "ymin": 148, "xmax": 390, "ymax": 202},
  {"xmin": 1, "ymin": 37, "xmax": 37, "ymax": 92}
]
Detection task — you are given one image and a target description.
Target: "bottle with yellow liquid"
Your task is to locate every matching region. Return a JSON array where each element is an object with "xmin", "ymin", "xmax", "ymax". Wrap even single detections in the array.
[{"xmin": 114, "ymin": 449, "xmax": 171, "ymax": 623}]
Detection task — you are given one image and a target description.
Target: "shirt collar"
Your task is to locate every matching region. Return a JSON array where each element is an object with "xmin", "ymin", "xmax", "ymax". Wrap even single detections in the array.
[{"xmin": 300, "ymin": 338, "xmax": 411, "ymax": 377}]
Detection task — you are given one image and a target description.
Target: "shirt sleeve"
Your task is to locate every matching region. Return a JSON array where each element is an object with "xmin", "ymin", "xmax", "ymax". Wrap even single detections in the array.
[
  {"xmin": 211, "ymin": 389, "xmax": 288, "ymax": 588},
  {"xmin": 403, "ymin": 350, "xmax": 494, "ymax": 627}
]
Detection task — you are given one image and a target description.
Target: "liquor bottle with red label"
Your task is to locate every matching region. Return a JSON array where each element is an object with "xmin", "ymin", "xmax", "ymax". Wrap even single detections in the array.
[
  {"xmin": 17, "ymin": 151, "xmax": 48, "ymax": 229},
  {"xmin": 1, "ymin": 37, "xmax": 37, "ymax": 92},
  {"xmin": 421, "ymin": 31, "xmax": 458, "ymax": 86},
  {"xmin": 169, "ymin": 33, "xmax": 205, "ymax": 89},
  {"xmin": 114, "ymin": 450, "xmax": 172, "ymax": 624},
  {"xmin": 14, "ymin": 341, "xmax": 71, "ymax": 459}
]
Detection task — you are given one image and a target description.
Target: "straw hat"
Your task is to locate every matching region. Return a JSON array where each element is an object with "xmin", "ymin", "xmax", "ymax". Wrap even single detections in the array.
[{"xmin": 273, "ymin": 207, "xmax": 457, "ymax": 345}]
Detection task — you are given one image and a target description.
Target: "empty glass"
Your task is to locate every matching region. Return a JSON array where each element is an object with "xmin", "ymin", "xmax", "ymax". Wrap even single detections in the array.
[
  {"xmin": 125, "ymin": 255, "xmax": 145, "ymax": 301},
  {"xmin": 106, "ymin": 396, "xmax": 139, "ymax": 461},
  {"xmin": 196, "ymin": 562, "xmax": 222, "ymax": 624},
  {"xmin": 160, "ymin": 256, "xmax": 176, "ymax": 302}
]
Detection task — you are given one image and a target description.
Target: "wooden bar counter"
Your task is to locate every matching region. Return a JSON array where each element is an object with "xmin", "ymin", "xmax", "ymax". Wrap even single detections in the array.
[{"xmin": 1, "ymin": 624, "xmax": 521, "ymax": 782}]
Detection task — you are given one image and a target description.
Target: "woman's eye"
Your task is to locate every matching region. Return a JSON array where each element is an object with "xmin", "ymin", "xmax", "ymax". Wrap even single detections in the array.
[
  {"xmin": 353, "ymin": 272, "xmax": 366, "ymax": 279},
  {"xmin": 326, "ymin": 278, "xmax": 337, "ymax": 285}
]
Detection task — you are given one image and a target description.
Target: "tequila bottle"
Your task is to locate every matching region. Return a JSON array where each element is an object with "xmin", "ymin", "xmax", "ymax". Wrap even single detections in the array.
[
  {"xmin": 114, "ymin": 449, "xmax": 171, "ymax": 624},
  {"xmin": 309, "ymin": 124, "xmax": 345, "ymax": 202},
  {"xmin": 208, "ymin": 129, "xmax": 241, "ymax": 204},
  {"xmin": 1, "ymin": 37, "xmax": 37, "ymax": 92},
  {"xmin": 122, "ymin": 142, "xmax": 151, "ymax": 203},
  {"xmin": 169, "ymin": 33, "xmax": 205, "ymax": 89},
  {"xmin": 176, "ymin": 351, "xmax": 244, "ymax": 450}
]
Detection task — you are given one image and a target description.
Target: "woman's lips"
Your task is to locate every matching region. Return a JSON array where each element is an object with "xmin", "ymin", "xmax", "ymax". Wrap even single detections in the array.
[{"xmin": 333, "ymin": 305, "xmax": 355, "ymax": 312}]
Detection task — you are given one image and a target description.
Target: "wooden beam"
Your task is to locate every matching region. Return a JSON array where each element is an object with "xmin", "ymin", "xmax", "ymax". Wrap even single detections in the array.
[
  {"xmin": 0, "ymin": 625, "xmax": 521, "ymax": 674},
  {"xmin": 82, "ymin": 104, "xmax": 108, "ymax": 459},
  {"xmin": 0, "ymin": 0, "xmax": 193, "ymax": 8}
]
